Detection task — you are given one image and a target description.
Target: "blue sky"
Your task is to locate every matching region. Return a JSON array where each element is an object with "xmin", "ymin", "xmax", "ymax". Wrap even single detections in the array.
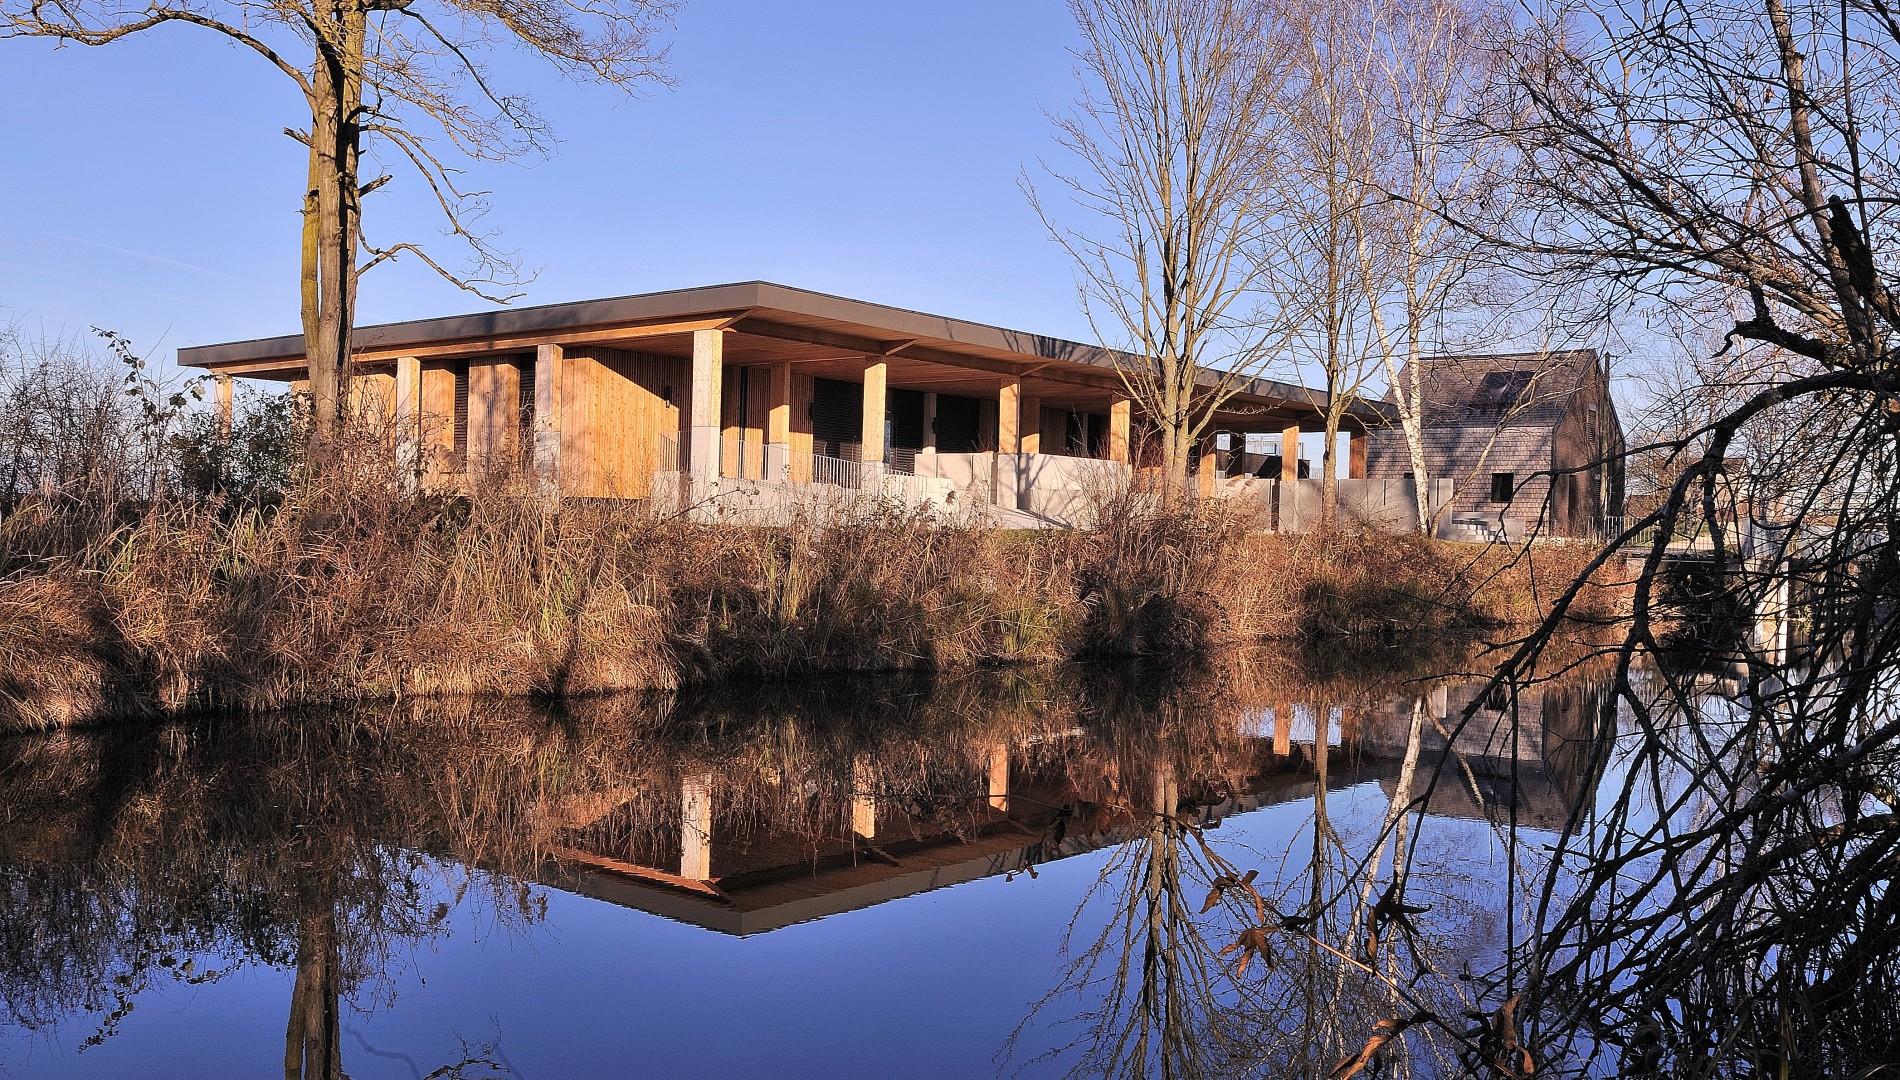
[{"xmin": 0, "ymin": 2, "xmax": 1093, "ymax": 374}]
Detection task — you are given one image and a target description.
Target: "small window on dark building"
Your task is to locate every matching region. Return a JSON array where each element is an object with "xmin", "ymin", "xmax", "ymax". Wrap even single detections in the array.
[
  {"xmin": 1586, "ymin": 405, "xmax": 1599, "ymax": 440},
  {"xmin": 1490, "ymin": 472, "xmax": 1514, "ymax": 503}
]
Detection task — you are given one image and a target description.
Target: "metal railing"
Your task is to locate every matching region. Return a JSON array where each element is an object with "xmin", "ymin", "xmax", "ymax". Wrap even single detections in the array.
[
  {"xmin": 658, "ymin": 433, "xmax": 681, "ymax": 475},
  {"xmin": 811, "ymin": 453, "xmax": 864, "ymax": 490}
]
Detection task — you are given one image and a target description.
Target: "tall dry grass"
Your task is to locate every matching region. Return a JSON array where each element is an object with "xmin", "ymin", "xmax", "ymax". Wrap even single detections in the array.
[{"xmin": 0, "ymin": 422, "xmax": 1626, "ymax": 730}]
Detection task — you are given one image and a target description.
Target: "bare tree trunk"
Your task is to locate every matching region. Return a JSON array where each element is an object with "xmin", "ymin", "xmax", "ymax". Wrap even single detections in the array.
[
  {"xmin": 284, "ymin": 910, "xmax": 341, "ymax": 1080},
  {"xmin": 302, "ymin": 2, "xmax": 366, "ymax": 467}
]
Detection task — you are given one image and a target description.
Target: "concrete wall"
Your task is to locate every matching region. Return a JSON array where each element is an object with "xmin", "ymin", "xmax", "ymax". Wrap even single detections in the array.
[
  {"xmin": 1012, "ymin": 454, "xmax": 1129, "ymax": 525},
  {"xmin": 1256, "ymin": 477, "xmax": 1451, "ymax": 534}
]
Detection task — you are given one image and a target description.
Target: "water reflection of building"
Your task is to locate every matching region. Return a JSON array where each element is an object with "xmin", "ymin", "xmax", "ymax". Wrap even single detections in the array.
[
  {"xmin": 541, "ymin": 677, "xmax": 1614, "ymax": 935},
  {"xmin": 1360, "ymin": 675, "xmax": 1613, "ymax": 832}
]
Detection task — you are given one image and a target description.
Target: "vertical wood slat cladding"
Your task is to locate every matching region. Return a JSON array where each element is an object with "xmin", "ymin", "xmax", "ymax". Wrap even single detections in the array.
[
  {"xmin": 420, "ymin": 364, "xmax": 459, "ymax": 486},
  {"xmin": 347, "ymin": 372, "xmax": 397, "ymax": 421},
  {"xmin": 720, "ymin": 366, "xmax": 770, "ymax": 480},
  {"xmin": 790, "ymin": 374, "xmax": 814, "ymax": 484},
  {"xmin": 559, "ymin": 346, "xmax": 686, "ymax": 499},
  {"xmin": 467, "ymin": 359, "xmax": 522, "ymax": 480}
]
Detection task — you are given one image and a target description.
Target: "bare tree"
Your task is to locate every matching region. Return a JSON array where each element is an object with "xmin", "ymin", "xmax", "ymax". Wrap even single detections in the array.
[
  {"xmin": 1, "ymin": 0, "xmax": 674, "ymax": 464},
  {"xmin": 1030, "ymin": 0, "xmax": 1293, "ymax": 487},
  {"xmin": 1348, "ymin": 0, "xmax": 1515, "ymax": 534},
  {"xmin": 1430, "ymin": 0, "xmax": 1900, "ymax": 1070}
]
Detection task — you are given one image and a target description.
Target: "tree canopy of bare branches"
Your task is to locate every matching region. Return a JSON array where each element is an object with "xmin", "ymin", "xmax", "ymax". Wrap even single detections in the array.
[
  {"xmin": 1030, "ymin": 0, "xmax": 1290, "ymax": 483},
  {"xmin": 1, "ymin": 0, "xmax": 675, "ymax": 462}
]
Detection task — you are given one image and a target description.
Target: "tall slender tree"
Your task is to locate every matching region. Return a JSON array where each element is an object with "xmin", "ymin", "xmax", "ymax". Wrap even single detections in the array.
[{"xmin": 2, "ymin": 0, "xmax": 674, "ymax": 465}]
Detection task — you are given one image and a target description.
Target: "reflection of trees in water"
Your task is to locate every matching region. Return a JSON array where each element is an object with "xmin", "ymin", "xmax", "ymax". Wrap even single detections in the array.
[{"xmin": 0, "ymin": 646, "xmax": 1622, "ymax": 1078}]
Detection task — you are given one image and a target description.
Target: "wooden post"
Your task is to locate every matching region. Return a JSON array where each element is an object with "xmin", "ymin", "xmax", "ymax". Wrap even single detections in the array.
[
  {"xmin": 531, "ymin": 345, "xmax": 562, "ymax": 496},
  {"xmin": 213, "ymin": 375, "xmax": 234, "ymax": 440},
  {"xmin": 680, "ymin": 773, "xmax": 713, "ymax": 880},
  {"xmin": 922, "ymin": 392, "xmax": 939, "ymax": 452},
  {"xmin": 688, "ymin": 329, "xmax": 724, "ymax": 498},
  {"xmin": 1020, "ymin": 395, "xmax": 1042, "ymax": 455},
  {"xmin": 766, "ymin": 362, "xmax": 792, "ymax": 481},
  {"xmin": 1348, "ymin": 429, "xmax": 1368, "ymax": 479},
  {"xmin": 861, "ymin": 357, "xmax": 887, "ymax": 485},
  {"xmin": 1109, "ymin": 395, "xmax": 1132, "ymax": 464},
  {"xmin": 1280, "ymin": 424, "xmax": 1301, "ymax": 482},
  {"xmin": 395, "ymin": 356, "xmax": 422, "ymax": 492},
  {"xmin": 996, "ymin": 379, "xmax": 1022, "ymax": 508},
  {"xmin": 1197, "ymin": 435, "xmax": 1217, "ymax": 498}
]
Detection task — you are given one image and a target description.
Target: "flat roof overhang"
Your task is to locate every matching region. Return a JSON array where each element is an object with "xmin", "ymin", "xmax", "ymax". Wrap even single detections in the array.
[{"xmin": 179, "ymin": 281, "xmax": 1393, "ymax": 432}]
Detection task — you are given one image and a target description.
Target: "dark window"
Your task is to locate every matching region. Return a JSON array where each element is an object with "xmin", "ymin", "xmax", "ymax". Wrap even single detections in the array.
[
  {"xmin": 1472, "ymin": 370, "xmax": 1534, "ymax": 413},
  {"xmin": 452, "ymin": 362, "xmax": 470, "ymax": 467},
  {"xmin": 1490, "ymin": 472, "xmax": 1515, "ymax": 504},
  {"xmin": 933, "ymin": 394, "xmax": 983, "ymax": 453},
  {"xmin": 1586, "ymin": 406, "xmax": 1599, "ymax": 440},
  {"xmin": 810, "ymin": 377, "xmax": 863, "ymax": 460},
  {"xmin": 518, "ymin": 358, "xmax": 536, "ymax": 468}
]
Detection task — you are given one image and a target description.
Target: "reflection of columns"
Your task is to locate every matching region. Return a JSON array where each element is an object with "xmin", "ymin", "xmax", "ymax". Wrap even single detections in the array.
[
  {"xmin": 851, "ymin": 757, "xmax": 877, "ymax": 838},
  {"xmin": 988, "ymin": 744, "xmax": 1010, "ymax": 811},
  {"xmin": 1109, "ymin": 395, "xmax": 1132, "ymax": 464},
  {"xmin": 1348, "ymin": 429, "xmax": 1368, "ymax": 479},
  {"xmin": 861, "ymin": 358, "xmax": 887, "ymax": 486},
  {"xmin": 214, "ymin": 375, "xmax": 234, "ymax": 440},
  {"xmin": 1431, "ymin": 685, "xmax": 1449, "ymax": 719},
  {"xmin": 688, "ymin": 329, "xmax": 724, "ymax": 498},
  {"xmin": 1020, "ymin": 395, "xmax": 1042, "ymax": 455},
  {"xmin": 680, "ymin": 773, "xmax": 713, "ymax": 880},
  {"xmin": 396, "ymin": 355, "xmax": 423, "ymax": 492},
  {"xmin": 766, "ymin": 362, "xmax": 792, "ymax": 481},
  {"xmin": 1340, "ymin": 706, "xmax": 1360, "ymax": 746},
  {"xmin": 1273, "ymin": 703, "xmax": 1292, "ymax": 757}
]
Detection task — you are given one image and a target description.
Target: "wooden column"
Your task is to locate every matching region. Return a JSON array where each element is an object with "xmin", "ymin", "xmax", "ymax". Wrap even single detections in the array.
[
  {"xmin": 680, "ymin": 773, "xmax": 713, "ymax": 880},
  {"xmin": 1280, "ymin": 424, "xmax": 1301, "ymax": 482},
  {"xmin": 922, "ymin": 392, "xmax": 939, "ymax": 452},
  {"xmin": 766, "ymin": 362, "xmax": 793, "ymax": 481},
  {"xmin": 1109, "ymin": 395, "xmax": 1132, "ymax": 464},
  {"xmin": 688, "ymin": 329, "xmax": 724, "ymax": 497},
  {"xmin": 395, "ymin": 356, "xmax": 422, "ymax": 492},
  {"xmin": 998, "ymin": 380, "xmax": 1022, "ymax": 454},
  {"xmin": 861, "ymin": 357, "xmax": 887, "ymax": 484},
  {"xmin": 213, "ymin": 375, "xmax": 234, "ymax": 440},
  {"xmin": 1348, "ymin": 429, "xmax": 1368, "ymax": 479},
  {"xmin": 1019, "ymin": 395, "xmax": 1042, "ymax": 455},
  {"xmin": 1197, "ymin": 435, "xmax": 1217, "ymax": 498},
  {"xmin": 995, "ymin": 379, "xmax": 1023, "ymax": 508},
  {"xmin": 531, "ymin": 345, "xmax": 562, "ymax": 496}
]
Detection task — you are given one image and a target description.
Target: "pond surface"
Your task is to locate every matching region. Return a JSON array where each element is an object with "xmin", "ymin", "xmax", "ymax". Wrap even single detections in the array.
[{"xmin": 0, "ymin": 651, "xmax": 1618, "ymax": 1079}]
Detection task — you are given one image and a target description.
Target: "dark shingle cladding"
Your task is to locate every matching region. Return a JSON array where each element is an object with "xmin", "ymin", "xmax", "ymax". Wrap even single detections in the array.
[{"xmin": 1397, "ymin": 349, "xmax": 1605, "ymax": 428}]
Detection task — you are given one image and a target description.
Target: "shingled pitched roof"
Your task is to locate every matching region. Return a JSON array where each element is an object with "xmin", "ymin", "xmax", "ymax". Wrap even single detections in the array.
[{"xmin": 1394, "ymin": 350, "xmax": 1602, "ymax": 427}]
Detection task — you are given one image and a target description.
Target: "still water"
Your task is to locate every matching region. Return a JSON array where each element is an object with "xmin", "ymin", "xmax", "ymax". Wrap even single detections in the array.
[{"xmin": 0, "ymin": 650, "xmax": 1615, "ymax": 1078}]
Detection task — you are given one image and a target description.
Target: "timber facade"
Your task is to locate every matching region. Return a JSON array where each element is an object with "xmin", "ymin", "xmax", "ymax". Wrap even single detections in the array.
[{"xmin": 181, "ymin": 282, "xmax": 1386, "ymax": 520}]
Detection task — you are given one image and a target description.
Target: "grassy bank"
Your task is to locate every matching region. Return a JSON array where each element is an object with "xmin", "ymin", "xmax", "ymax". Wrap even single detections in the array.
[{"xmin": 0, "ymin": 475, "xmax": 1627, "ymax": 730}]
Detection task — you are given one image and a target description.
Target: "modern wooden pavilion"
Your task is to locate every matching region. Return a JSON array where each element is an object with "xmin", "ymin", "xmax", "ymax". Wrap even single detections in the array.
[{"xmin": 180, "ymin": 282, "xmax": 1386, "ymax": 511}]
